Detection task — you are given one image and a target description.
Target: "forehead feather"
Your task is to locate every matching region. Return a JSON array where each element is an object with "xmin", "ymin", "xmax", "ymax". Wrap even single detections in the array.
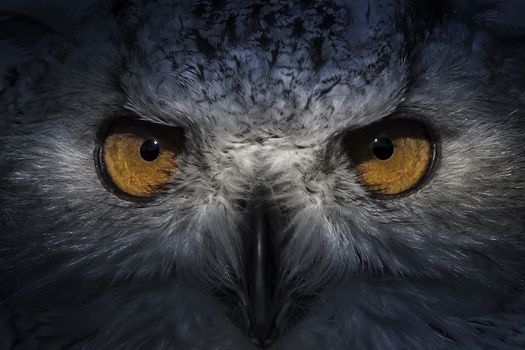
[{"xmin": 121, "ymin": 0, "xmax": 408, "ymax": 129}]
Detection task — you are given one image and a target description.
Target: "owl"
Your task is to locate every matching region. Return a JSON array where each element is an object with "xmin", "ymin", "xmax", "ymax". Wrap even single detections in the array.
[{"xmin": 0, "ymin": 0, "xmax": 524, "ymax": 349}]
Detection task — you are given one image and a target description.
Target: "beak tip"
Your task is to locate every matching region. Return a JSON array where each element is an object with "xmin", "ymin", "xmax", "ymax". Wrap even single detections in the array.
[{"xmin": 249, "ymin": 326, "xmax": 275, "ymax": 349}]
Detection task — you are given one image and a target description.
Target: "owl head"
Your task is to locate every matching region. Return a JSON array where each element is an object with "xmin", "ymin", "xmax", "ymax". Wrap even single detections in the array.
[{"xmin": 1, "ymin": 0, "xmax": 524, "ymax": 349}]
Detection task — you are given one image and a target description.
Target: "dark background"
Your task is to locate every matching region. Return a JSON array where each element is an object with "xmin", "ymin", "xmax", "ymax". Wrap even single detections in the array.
[{"xmin": 502, "ymin": 0, "xmax": 525, "ymax": 26}]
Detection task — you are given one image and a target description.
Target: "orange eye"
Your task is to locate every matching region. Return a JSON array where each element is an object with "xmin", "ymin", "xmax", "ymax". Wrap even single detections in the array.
[
  {"xmin": 345, "ymin": 119, "xmax": 435, "ymax": 195},
  {"xmin": 100, "ymin": 119, "xmax": 184, "ymax": 197}
]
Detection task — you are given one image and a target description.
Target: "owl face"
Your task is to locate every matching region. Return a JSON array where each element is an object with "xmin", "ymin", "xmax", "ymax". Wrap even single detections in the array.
[{"xmin": 1, "ymin": 0, "xmax": 524, "ymax": 349}]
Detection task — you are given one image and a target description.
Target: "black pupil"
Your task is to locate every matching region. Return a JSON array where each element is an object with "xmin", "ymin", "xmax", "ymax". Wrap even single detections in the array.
[
  {"xmin": 372, "ymin": 137, "xmax": 394, "ymax": 160},
  {"xmin": 140, "ymin": 140, "xmax": 160, "ymax": 162}
]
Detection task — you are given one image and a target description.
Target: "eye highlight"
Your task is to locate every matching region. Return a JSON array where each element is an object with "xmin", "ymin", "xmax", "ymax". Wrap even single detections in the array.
[
  {"xmin": 344, "ymin": 118, "xmax": 436, "ymax": 196},
  {"xmin": 98, "ymin": 118, "xmax": 184, "ymax": 198}
]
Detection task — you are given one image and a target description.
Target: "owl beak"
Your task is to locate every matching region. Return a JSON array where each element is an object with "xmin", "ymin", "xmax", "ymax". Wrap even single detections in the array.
[
  {"xmin": 232, "ymin": 194, "xmax": 311, "ymax": 347},
  {"xmin": 243, "ymin": 198, "xmax": 277, "ymax": 347}
]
